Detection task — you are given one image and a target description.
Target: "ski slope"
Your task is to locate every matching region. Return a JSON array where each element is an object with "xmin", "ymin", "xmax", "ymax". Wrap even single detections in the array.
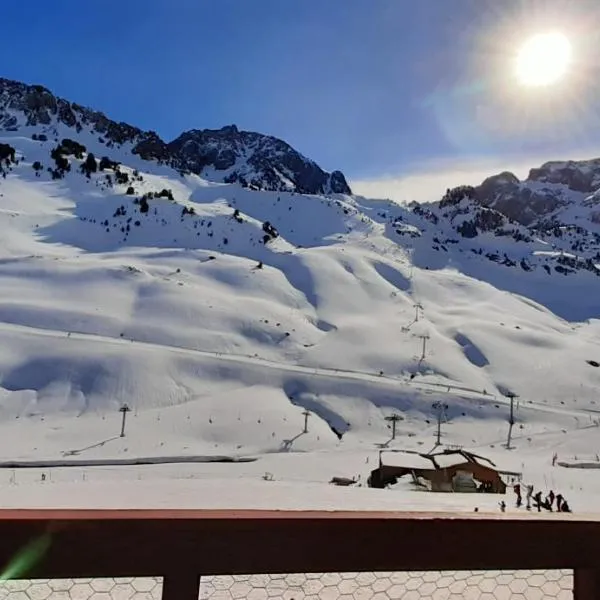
[{"xmin": 1, "ymin": 122, "xmax": 600, "ymax": 510}]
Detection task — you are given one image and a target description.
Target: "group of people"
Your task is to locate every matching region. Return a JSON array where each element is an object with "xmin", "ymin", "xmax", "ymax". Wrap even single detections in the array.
[{"xmin": 513, "ymin": 483, "xmax": 571, "ymax": 513}]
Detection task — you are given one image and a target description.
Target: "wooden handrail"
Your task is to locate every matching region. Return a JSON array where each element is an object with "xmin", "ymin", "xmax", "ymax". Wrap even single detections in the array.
[{"xmin": 0, "ymin": 510, "xmax": 596, "ymax": 599}]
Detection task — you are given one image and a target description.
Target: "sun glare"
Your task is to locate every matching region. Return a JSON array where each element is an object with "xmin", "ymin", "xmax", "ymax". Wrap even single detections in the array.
[{"xmin": 515, "ymin": 32, "xmax": 572, "ymax": 87}]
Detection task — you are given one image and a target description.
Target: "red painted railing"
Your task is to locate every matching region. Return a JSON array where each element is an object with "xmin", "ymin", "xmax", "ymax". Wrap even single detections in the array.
[{"xmin": 0, "ymin": 510, "xmax": 597, "ymax": 599}]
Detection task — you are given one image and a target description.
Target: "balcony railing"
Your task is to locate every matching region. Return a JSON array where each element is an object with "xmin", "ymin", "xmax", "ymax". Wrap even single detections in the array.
[{"xmin": 0, "ymin": 510, "xmax": 597, "ymax": 599}]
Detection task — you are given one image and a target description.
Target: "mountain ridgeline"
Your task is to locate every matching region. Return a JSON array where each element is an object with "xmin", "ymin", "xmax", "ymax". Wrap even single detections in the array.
[
  {"xmin": 2, "ymin": 76, "xmax": 600, "ymax": 299},
  {"xmin": 440, "ymin": 159, "xmax": 600, "ymax": 230},
  {"xmin": 0, "ymin": 78, "xmax": 351, "ymax": 195},
  {"xmin": 415, "ymin": 158, "xmax": 600, "ymax": 281}
]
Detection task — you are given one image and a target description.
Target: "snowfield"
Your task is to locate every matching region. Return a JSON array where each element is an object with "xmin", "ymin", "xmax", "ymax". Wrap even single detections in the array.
[{"xmin": 1, "ymin": 118, "xmax": 600, "ymax": 514}]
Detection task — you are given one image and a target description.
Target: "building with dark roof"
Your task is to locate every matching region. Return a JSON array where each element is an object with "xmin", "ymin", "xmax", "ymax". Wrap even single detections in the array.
[{"xmin": 367, "ymin": 449, "xmax": 516, "ymax": 493}]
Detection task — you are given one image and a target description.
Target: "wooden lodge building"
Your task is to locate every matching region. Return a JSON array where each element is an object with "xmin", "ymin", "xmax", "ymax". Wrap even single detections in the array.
[{"xmin": 368, "ymin": 449, "xmax": 518, "ymax": 493}]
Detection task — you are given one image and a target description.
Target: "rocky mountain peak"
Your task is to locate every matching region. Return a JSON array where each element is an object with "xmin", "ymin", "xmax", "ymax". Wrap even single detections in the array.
[
  {"xmin": 0, "ymin": 78, "xmax": 351, "ymax": 196},
  {"xmin": 0, "ymin": 78, "xmax": 161, "ymax": 151},
  {"xmin": 479, "ymin": 171, "xmax": 520, "ymax": 191},
  {"xmin": 168, "ymin": 125, "xmax": 351, "ymax": 195},
  {"xmin": 216, "ymin": 124, "xmax": 239, "ymax": 135},
  {"xmin": 439, "ymin": 158, "xmax": 600, "ymax": 227},
  {"xmin": 527, "ymin": 159, "xmax": 600, "ymax": 194}
]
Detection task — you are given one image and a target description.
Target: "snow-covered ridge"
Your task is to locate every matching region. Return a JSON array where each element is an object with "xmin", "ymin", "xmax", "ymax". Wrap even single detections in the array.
[
  {"xmin": 443, "ymin": 158, "xmax": 600, "ymax": 228},
  {"xmin": 419, "ymin": 161, "xmax": 600, "ymax": 286},
  {"xmin": 0, "ymin": 78, "xmax": 350, "ymax": 195}
]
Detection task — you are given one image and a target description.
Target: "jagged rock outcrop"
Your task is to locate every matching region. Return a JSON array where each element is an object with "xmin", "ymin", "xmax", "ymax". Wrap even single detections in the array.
[
  {"xmin": 444, "ymin": 160, "xmax": 600, "ymax": 227},
  {"xmin": 528, "ymin": 159, "xmax": 600, "ymax": 194},
  {"xmin": 168, "ymin": 125, "xmax": 351, "ymax": 194},
  {"xmin": 425, "ymin": 157, "xmax": 600, "ymax": 281},
  {"xmin": 477, "ymin": 173, "xmax": 565, "ymax": 226},
  {"xmin": 0, "ymin": 78, "xmax": 163, "ymax": 151}
]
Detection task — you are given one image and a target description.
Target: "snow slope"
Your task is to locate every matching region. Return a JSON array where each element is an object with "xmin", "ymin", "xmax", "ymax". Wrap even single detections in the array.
[{"xmin": 1, "ymin": 96, "xmax": 600, "ymax": 510}]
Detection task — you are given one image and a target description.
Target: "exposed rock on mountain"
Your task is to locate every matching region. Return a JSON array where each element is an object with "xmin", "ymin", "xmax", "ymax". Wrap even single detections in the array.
[
  {"xmin": 0, "ymin": 78, "xmax": 162, "ymax": 150},
  {"xmin": 528, "ymin": 159, "xmax": 600, "ymax": 193},
  {"xmin": 475, "ymin": 172, "xmax": 563, "ymax": 226},
  {"xmin": 0, "ymin": 78, "xmax": 350, "ymax": 195},
  {"xmin": 457, "ymin": 160, "xmax": 600, "ymax": 227},
  {"xmin": 168, "ymin": 125, "xmax": 351, "ymax": 194},
  {"xmin": 421, "ymin": 158, "xmax": 600, "ymax": 284}
]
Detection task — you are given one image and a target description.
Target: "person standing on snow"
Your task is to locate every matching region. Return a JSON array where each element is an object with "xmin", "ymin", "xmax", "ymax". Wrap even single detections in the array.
[
  {"xmin": 514, "ymin": 483, "xmax": 522, "ymax": 508},
  {"xmin": 534, "ymin": 490, "xmax": 543, "ymax": 512},
  {"xmin": 526, "ymin": 484, "xmax": 534, "ymax": 510}
]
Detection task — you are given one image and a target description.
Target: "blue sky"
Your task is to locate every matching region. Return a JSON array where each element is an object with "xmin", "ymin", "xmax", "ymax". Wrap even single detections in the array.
[{"xmin": 3, "ymin": 1, "xmax": 600, "ymax": 200}]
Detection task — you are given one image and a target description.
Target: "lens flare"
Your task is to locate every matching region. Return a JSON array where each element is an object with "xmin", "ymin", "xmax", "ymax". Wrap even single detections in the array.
[{"xmin": 0, "ymin": 534, "xmax": 52, "ymax": 580}]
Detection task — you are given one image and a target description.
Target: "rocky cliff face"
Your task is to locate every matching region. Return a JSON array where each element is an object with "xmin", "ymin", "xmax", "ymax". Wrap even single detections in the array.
[
  {"xmin": 0, "ymin": 78, "xmax": 351, "ymax": 195},
  {"xmin": 418, "ymin": 158, "xmax": 600, "ymax": 282},
  {"xmin": 441, "ymin": 159, "xmax": 600, "ymax": 227},
  {"xmin": 168, "ymin": 125, "xmax": 351, "ymax": 194},
  {"xmin": 473, "ymin": 172, "xmax": 565, "ymax": 226},
  {"xmin": 528, "ymin": 159, "xmax": 600, "ymax": 193}
]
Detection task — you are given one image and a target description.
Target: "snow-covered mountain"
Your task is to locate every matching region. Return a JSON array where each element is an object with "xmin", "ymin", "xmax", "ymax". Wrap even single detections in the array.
[
  {"xmin": 400, "ymin": 161, "xmax": 600, "ymax": 315},
  {"xmin": 0, "ymin": 78, "xmax": 350, "ymax": 195},
  {"xmin": 0, "ymin": 77, "xmax": 599, "ymax": 474},
  {"xmin": 465, "ymin": 160, "xmax": 600, "ymax": 230}
]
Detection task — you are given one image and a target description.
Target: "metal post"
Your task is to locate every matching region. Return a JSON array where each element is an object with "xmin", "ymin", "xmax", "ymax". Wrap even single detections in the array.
[
  {"xmin": 385, "ymin": 414, "xmax": 403, "ymax": 440},
  {"xmin": 414, "ymin": 303, "xmax": 423, "ymax": 322},
  {"xmin": 432, "ymin": 402, "xmax": 448, "ymax": 446},
  {"xmin": 505, "ymin": 393, "xmax": 518, "ymax": 449},
  {"xmin": 417, "ymin": 334, "xmax": 430, "ymax": 361},
  {"xmin": 302, "ymin": 410, "xmax": 311, "ymax": 433},
  {"xmin": 119, "ymin": 404, "xmax": 131, "ymax": 437}
]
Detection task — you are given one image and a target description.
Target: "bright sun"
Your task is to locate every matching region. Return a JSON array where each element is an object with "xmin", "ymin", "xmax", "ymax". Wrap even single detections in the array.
[{"xmin": 515, "ymin": 32, "xmax": 572, "ymax": 87}]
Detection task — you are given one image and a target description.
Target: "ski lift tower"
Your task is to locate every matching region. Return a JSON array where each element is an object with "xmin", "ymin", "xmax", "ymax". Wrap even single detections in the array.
[
  {"xmin": 119, "ymin": 403, "xmax": 131, "ymax": 438},
  {"xmin": 302, "ymin": 410, "xmax": 311, "ymax": 434},
  {"xmin": 505, "ymin": 392, "xmax": 519, "ymax": 450},
  {"xmin": 385, "ymin": 414, "xmax": 403, "ymax": 440},
  {"xmin": 432, "ymin": 401, "xmax": 448, "ymax": 446}
]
